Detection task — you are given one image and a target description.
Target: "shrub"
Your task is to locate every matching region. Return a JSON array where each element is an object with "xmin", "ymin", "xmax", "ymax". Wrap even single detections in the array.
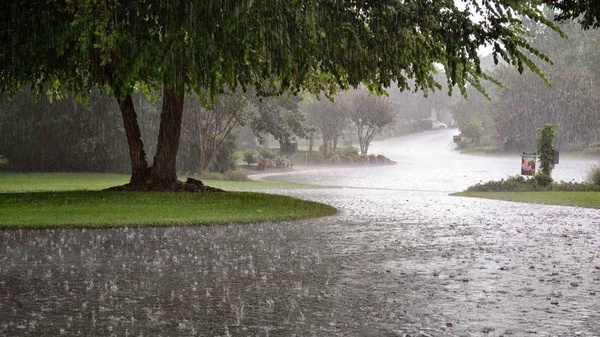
[
  {"xmin": 534, "ymin": 172, "xmax": 553, "ymax": 187},
  {"xmin": 311, "ymin": 152, "xmax": 324, "ymax": 164},
  {"xmin": 224, "ymin": 169, "xmax": 249, "ymax": 181},
  {"xmin": 465, "ymin": 174, "xmax": 600, "ymax": 192},
  {"xmin": 257, "ymin": 157, "xmax": 273, "ymax": 170},
  {"xmin": 328, "ymin": 154, "xmax": 341, "ymax": 164},
  {"xmin": 210, "ymin": 134, "xmax": 238, "ymax": 173},
  {"xmin": 587, "ymin": 164, "xmax": 600, "ymax": 186},
  {"xmin": 259, "ymin": 148, "xmax": 277, "ymax": 160},
  {"xmin": 342, "ymin": 155, "xmax": 354, "ymax": 164},
  {"xmin": 466, "ymin": 175, "xmax": 534, "ymax": 192},
  {"xmin": 336, "ymin": 147, "xmax": 359, "ymax": 157},
  {"xmin": 243, "ymin": 150, "xmax": 259, "ymax": 165},
  {"xmin": 274, "ymin": 156, "xmax": 291, "ymax": 168},
  {"xmin": 462, "ymin": 117, "xmax": 484, "ymax": 143}
]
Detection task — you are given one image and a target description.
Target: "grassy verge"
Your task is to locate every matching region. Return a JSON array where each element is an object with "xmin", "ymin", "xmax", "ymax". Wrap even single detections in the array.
[
  {"xmin": 0, "ymin": 172, "xmax": 325, "ymax": 192},
  {"xmin": 0, "ymin": 172, "xmax": 337, "ymax": 229},
  {"xmin": 453, "ymin": 191, "xmax": 600, "ymax": 209},
  {"xmin": 0, "ymin": 191, "xmax": 337, "ymax": 229}
]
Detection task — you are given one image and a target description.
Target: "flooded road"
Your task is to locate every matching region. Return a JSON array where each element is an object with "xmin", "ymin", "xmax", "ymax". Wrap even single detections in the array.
[{"xmin": 2, "ymin": 130, "xmax": 600, "ymax": 336}]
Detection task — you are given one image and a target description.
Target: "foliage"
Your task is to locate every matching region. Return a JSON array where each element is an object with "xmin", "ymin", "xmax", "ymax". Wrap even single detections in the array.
[
  {"xmin": 181, "ymin": 90, "xmax": 250, "ymax": 175},
  {"xmin": 250, "ymin": 94, "xmax": 307, "ymax": 147},
  {"xmin": 587, "ymin": 164, "xmax": 600, "ymax": 185},
  {"xmin": 0, "ymin": 90, "xmax": 131, "ymax": 172},
  {"xmin": 461, "ymin": 117, "xmax": 485, "ymax": 143},
  {"xmin": 350, "ymin": 89, "xmax": 396, "ymax": 155},
  {"xmin": 536, "ymin": 124, "xmax": 557, "ymax": 176},
  {"xmin": 198, "ymin": 169, "xmax": 248, "ymax": 182},
  {"xmin": 453, "ymin": 14, "xmax": 600, "ymax": 152},
  {"xmin": 301, "ymin": 94, "xmax": 349, "ymax": 156},
  {"xmin": 545, "ymin": 0, "xmax": 600, "ymax": 30},
  {"xmin": 209, "ymin": 133, "xmax": 239, "ymax": 173},
  {"xmin": 465, "ymin": 175, "xmax": 600, "ymax": 192},
  {"xmin": 243, "ymin": 150, "xmax": 260, "ymax": 165},
  {"xmin": 259, "ymin": 148, "xmax": 277, "ymax": 160},
  {"xmin": 0, "ymin": 0, "xmax": 564, "ymax": 188},
  {"xmin": 534, "ymin": 172, "xmax": 554, "ymax": 187},
  {"xmin": 466, "ymin": 175, "xmax": 535, "ymax": 192},
  {"xmin": 332, "ymin": 147, "xmax": 360, "ymax": 158},
  {"xmin": 257, "ymin": 157, "xmax": 274, "ymax": 170},
  {"xmin": 288, "ymin": 149, "xmax": 394, "ymax": 167},
  {"xmin": 274, "ymin": 156, "xmax": 292, "ymax": 168},
  {"xmin": 0, "ymin": 89, "xmax": 241, "ymax": 175}
]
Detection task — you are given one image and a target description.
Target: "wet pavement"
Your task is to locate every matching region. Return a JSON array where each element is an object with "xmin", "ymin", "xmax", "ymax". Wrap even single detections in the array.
[{"xmin": 2, "ymin": 130, "xmax": 600, "ymax": 336}]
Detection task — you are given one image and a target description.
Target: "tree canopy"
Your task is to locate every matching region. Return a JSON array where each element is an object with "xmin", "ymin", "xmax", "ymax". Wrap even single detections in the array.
[
  {"xmin": 544, "ymin": 0, "xmax": 600, "ymax": 29},
  {"xmin": 0, "ymin": 0, "xmax": 561, "ymax": 190}
]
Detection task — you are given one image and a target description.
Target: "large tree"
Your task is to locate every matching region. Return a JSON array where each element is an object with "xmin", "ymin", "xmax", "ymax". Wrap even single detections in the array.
[{"xmin": 1, "ymin": 0, "xmax": 559, "ymax": 190}]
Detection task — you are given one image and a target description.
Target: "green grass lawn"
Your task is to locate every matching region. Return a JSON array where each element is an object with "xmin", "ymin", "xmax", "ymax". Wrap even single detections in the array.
[
  {"xmin": 453, "ymin": 191, "xmax": 600, "ymax": 209},
  {"xmin": 0, "ymin": 172, "xmax": 324, "ymax": 192},
  {"xmin": 0, "ymin": 172, "xmax": 337, "ymax": 229}
]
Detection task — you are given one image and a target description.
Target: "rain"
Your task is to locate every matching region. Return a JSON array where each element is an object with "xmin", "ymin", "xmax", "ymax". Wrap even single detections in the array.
[
  {"xmin": 2, "ymin": 129, "xmax": 600, "ymax": 335},
  {"xmin": 2, "ymin": 1, "xmax": 600, "ymax": 337}
]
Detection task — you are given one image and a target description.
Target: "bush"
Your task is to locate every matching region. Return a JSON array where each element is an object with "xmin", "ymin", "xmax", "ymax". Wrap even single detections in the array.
[
  {"xmin": 259, "ymin": 148, "xmax": 277, "ymax": 160},
  {"xmin": 257, "ymin": 157, "xmax": 273, "ymax": 170},
  {"xmin": 587, "ymin": 164, "xmax": 600, "ymax": 185},
  {"xmin": 461, "ymin": 117, "xmax": 485, "ymax": 143},
  {"xmin": 224, "ymin": 169, "xmax": 249, "ymax": 181},
  {"xmin": 465, "ymin": 174, "xmax": 600, "ymax": 192},
  {"xmin": 332, "ymin": 147, "xmax": 359, "ymax": 157},
  {"xmin": 243, "ymin": 150, "xmax": 259, "ymax": 165},
  {"xmin": 274, "ymin": 156, "xmax": 292, "ymax": 168},
  {"xmin": 210, "ymin": 134, "xmax": 238, "ymax": 173},
  {"xmin": 311, "ymin": 152, "xmax": 324, "ymax": 164},
  {"xmin": 534, "ymin": 172, "xmax": 553, "ymax": 187},
  {"xmin": 466, "ymin": 175, "xmax": 539, "ymax": 192}
]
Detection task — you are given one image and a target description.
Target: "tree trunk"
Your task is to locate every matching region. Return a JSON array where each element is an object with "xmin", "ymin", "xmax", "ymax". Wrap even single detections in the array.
[
  {"xmin": 115, "ymin": 92, "xmax": 149, "ymax": 187},
  {"xmin": 321, "ymin": 134, "xmax": 329, "ymax": 156},
  {"xmin": 150, "ymin": 83, "xmax": 185, "ymax": 188}
]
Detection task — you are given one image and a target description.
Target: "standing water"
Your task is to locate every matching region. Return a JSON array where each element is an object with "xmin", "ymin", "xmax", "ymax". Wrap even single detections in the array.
[{"xmin": 2, "ymin": 130, "xmax": 600, "ymax": 336}]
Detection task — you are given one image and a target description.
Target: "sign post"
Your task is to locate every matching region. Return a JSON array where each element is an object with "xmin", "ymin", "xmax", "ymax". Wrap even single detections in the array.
[{"xmin": 521, "ymin": 153, "xmax": 537, "ymax": 176}]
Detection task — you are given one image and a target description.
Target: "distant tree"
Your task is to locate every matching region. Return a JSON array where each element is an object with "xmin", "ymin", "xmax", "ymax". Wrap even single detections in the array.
[
  {"xmin": 303, "ymin": 95, "xmax": 349, "ymax": 156},
  {"xmin": 0, "ymin": 90, "xmax": 131, "ymax": 172},
  {"xmin": 490, "ymin": 16, "xmax": 600, "ymax": 151},
  {"xmin": 249, "ymin": 93, "xmax": 307, "ymax": 151},
  {"xmin": 1, "ymin": 1, "xmax": 561, "ymax": 190},
  {"xmin": 349, "ymin": 90, "xmax": 396, "ymax": 155}
]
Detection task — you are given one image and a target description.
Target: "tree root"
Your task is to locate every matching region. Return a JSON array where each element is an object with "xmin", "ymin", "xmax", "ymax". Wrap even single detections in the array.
[{"xmin": 105, "ymin": 177, "xmax": 225, "ymax": 192}]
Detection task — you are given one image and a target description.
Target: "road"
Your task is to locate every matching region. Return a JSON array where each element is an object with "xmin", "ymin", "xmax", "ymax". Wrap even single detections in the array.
[{"xmin": 1, "ymin": 130, "xmax": 599, "ymax": 336}]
